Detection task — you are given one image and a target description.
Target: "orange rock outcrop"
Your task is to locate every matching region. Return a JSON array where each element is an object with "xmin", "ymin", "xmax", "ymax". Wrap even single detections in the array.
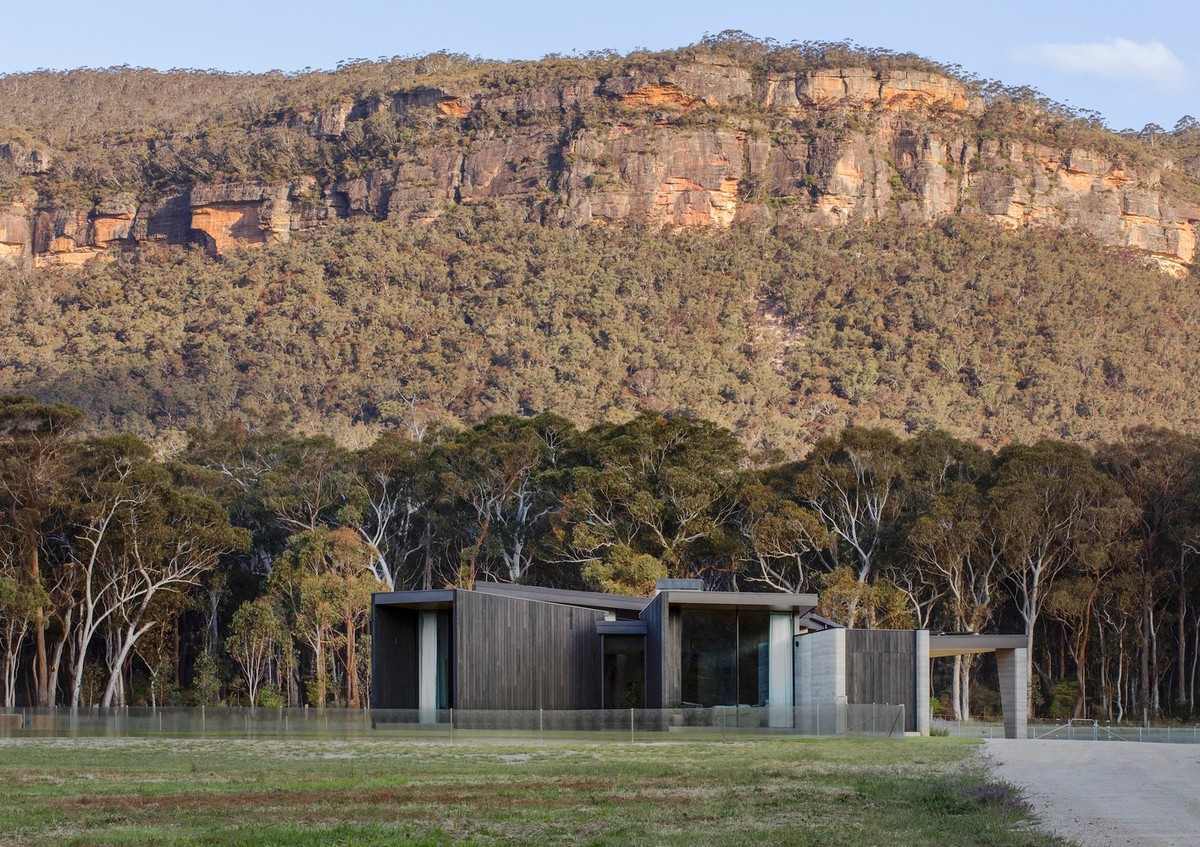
[{"xmin": 2, "ymin": 59, "xmax": 1195, "ymax": 275}]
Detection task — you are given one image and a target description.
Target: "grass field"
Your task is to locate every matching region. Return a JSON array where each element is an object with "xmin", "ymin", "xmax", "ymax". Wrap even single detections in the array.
[{"xmin": 0, "ymin": 736, "xmax": 1065, "ymax": 846}]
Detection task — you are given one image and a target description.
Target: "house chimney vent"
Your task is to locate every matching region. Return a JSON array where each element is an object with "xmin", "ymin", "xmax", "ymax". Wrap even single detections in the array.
[{"xmin": 655, "ymin": 578, "xmax": 705, "ymax": 593}]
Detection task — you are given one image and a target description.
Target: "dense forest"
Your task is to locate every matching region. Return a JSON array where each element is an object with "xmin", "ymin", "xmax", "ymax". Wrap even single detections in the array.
[
  {"xmin": 2, "ymin": 399, "xmax": 1198, "ymax": 725},
  {"xmin": 3, "ymin": 208, "xmax": 1200, "ymax": 452}
]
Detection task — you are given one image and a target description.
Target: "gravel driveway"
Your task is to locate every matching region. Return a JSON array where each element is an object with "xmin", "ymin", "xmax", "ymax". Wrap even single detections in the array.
[{"xmin": 984, "ymin": 739, "xmax": 1200, "ymax": 847}]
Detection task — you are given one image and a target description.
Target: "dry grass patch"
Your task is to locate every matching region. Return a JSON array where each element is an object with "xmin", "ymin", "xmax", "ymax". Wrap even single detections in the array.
[{"xmin": 0, "ymin": 736, "xmax": 1067, "ymax": 847}]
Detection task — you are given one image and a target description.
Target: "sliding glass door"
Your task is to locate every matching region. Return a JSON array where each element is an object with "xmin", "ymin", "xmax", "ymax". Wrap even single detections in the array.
[{"xmin": 680, "ymin": 608, "xmax": 793, "ymax": 708}]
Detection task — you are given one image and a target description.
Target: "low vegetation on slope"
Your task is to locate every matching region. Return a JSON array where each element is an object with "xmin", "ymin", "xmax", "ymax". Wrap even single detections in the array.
[{"xmin": 1, "ymin": 209, "xmax": 1195, "ymax": 451}]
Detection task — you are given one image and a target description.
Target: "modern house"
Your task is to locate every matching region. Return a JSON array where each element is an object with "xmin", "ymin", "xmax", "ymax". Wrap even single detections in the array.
[{"xmin": 371, "ymin": 580, "xmax": 1028, "ymax": 737}]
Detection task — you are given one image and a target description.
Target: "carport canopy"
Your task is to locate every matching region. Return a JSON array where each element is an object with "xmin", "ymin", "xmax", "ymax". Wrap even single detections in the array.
[{"xmin": 929, "ymin": 634, "xmax": 1028, "ymax": 739}]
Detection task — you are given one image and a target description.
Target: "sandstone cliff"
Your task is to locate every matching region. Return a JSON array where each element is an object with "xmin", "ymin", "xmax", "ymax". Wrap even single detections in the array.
[{"xmin": 3, "ymin": 56, "xmax": 1197, "ymax": 275}]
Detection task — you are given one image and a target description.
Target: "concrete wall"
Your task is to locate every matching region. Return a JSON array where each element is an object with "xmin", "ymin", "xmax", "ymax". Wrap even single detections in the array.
[
  {"xmin": 914, "ymin": 630, "xmax": 929, "ymax": 735},
  {"xmin": 794, "ymin": 628, "xmax": 846, "ymax": 734},
  {"xmin": 996, "ymin": 647, "xmax": 1028, "ymax": 739},
  {"xmin": 795, "ymin": 628, "xmax": 929, "ymax": 735}
]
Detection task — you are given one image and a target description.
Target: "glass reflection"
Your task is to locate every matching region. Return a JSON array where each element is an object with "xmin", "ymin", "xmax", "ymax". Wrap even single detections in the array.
[{"xmin": 680, "ymin": 609, "xmax": 774, "ymax": 707}]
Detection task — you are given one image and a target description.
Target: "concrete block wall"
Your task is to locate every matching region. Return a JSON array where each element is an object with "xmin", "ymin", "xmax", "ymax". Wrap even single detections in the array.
[
  {"xmin": 996, "ymin": 648, "xmax": 1028, "ymax": 739},
  {"xmin": 794, "ymin": 628, "xmax": 846, "ymax": 735},
  {"xmin": 915, "ymin": 630, "xmax": 929, "ymax": 736}
]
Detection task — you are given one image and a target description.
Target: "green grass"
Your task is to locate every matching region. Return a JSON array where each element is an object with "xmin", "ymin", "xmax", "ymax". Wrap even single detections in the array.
[{"xmin": 0, "ymin": 736, "xmax": 1065, "ymax": 846}]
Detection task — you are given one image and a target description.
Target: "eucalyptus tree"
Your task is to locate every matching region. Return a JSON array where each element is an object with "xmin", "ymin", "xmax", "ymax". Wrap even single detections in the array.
[
  {"xmin": 0, "ymin": 396, "xmax": 83, "ymax": 706},
  {"xmin": 98, "ymin": 471, "xmax": 247, "ymax": 708},
  {"xmin": 0, "ymin": 556, "xmax": 48, "ymax": 708},
  {"xmin": 899, "ymin": 430, "xmax": 997, "ymax": 719},
  {"xmin": 555, "ymin": 413, "xmax": 744, "ymax": 587},
  {"xmin": 441, "ymin": 414, "xmax": 578, "ymax": 585},
  {"xmin": 351, "ymin": 432, "xmax": 439, "ymax": 590},
  {"xmin": 730, "ymin": 475, "xmax": 827, "ymax": 593},
  {"xmin": 256, "ymin": 435, "xmax": 363, "ymax": 536},
  {"xmin": 267, "ymin": 526, "xmax": 376, "ymax": 707},
  {"xmin": 63, "ymin": 435, "xmax": 247, "ymax": 708},
  {"xmin": 989, "ymin": 440, "xmax": 1132, "ymax": 713},
  {"xmin": 797, "ymin": 427, "xmax": 908, "ymax": 584},
  {"xmin": 793, "ymin": 427, "xmax": 907, "ymax": 626},
  {"xmin": 227, "ymin": 596, "xmax": 286, "ymax": 707},
  {"xmin": 1096, "ymin": 427, "xmax": 1200, "ymax": 720},
  {"xmin": 182, "ymin": 421, "xmax": 289, "ymax": 574}
]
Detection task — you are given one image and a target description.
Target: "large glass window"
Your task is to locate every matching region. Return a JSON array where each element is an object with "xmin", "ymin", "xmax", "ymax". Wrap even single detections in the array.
[
  {"xmin": 680, "ymin": 608, "xmax": 779, "ymax": 707},
  {"xmin": 738, "ymin": 610, "xmax": 770, "ymax": 707},
  {"xmin": 680, "ymin": 610, "xmax": 737, "ymax": 706},
  {"xmin": 603, "ymin": 635, "xmax": 645, "ymax": 709}
]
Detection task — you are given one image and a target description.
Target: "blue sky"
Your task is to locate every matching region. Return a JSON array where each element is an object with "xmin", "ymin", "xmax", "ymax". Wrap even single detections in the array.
[{"xmin": 3, "ymin": 0, "xmax": 1196, "ymax": 131}]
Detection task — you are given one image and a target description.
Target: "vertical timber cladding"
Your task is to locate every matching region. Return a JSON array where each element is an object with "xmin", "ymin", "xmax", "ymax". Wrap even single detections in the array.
[
  {"xmin": 845, "ymin": 629, "xmax": 920, "ymax": 732},
  {"xmin": 371, "ymin": 606, "xmax": 419, "ymax": 709},
  {"xmin": 640, "ymin": 594, "xmax": 682, "ymax": 708},
  {"xmin": 453, "ymin": 590, "xmax": 607, "ymax": 710}
]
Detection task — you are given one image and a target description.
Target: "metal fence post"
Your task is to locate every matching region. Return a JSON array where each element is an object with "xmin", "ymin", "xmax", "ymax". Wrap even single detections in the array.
[
  {"xmin": 449, "ymin": 708, "xmax": 454, "ymax": 744},
  {"xmin": 540, "ymin": 708, "xmax": 544, "ymax": 744},
  {"xmin": 630, "ymin": 708, "xmax": 634, "ymax": 744}
]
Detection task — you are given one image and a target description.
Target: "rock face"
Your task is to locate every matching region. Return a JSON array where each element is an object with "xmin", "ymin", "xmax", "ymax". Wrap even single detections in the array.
[
  {"xmin": 3, "ymin": 60, "xmax": 1197, "ymax": 275},
  {"xmin": 0, "ymin": 143, "xmax": 51, "ymax": 176},
  {"xmin": 0, "ymin": 202, "xmax": 31, "ymax": 261}
]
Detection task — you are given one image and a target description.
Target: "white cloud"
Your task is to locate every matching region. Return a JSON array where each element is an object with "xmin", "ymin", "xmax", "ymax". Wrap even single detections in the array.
[{"xmin": 1014, "ymin": 38, "xmax": 1186, "ymax": 86}]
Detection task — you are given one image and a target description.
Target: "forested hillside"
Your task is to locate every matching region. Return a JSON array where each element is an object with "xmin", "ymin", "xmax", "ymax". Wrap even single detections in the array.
[
  {"xmin": 1, "ymin": 209, "xmax": 1198, "ymax": 451},
  {"xmin": 1, "ymin": 36, "xmax": 1199, "ymax": 449}
]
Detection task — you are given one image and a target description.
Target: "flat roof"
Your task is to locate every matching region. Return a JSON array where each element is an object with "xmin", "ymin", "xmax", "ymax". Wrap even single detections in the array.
[
  {"xmin": 656, "ymin": 590, "xmax": 818, "ymax": 613},
  {"xmin": 471, "ymin": 582, "xmax": 652, "ymax": 612},
  {"xmin": 373, "ymin": 585, "xmax": 820, "ymax": 616},
  {"xmin": 929, "ymin": 634, "xmax": 1027, "ymax": 658},
  {"xmin": 373, "ymin": 589, "xmax": 455, "ymax": 608}
]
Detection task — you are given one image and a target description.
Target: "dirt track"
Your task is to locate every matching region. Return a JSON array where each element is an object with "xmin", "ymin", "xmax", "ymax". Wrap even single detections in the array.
[{"xmin": 984, "ymin": 739, "xmax": 1200, "ymax": 847}]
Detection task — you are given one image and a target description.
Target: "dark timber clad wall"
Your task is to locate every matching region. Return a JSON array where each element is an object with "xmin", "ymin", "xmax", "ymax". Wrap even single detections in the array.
[
  {"xmin": 453, "ymin": 591, "xmax": 607, "ymax": 710},
  {"xmin": 371, "ymin": 606, "xmax": 419, "ymax": 709},
  {"xmin": 665, "ymin": 608, "xmax": 682, "ymax": 708},
  {"xmin": 845, "ymin": 629, "xmax": 919, "ymax": 732},
  {"xmin": 641, "ymin": 594, "xmax": 666, "ymax": 708}
]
